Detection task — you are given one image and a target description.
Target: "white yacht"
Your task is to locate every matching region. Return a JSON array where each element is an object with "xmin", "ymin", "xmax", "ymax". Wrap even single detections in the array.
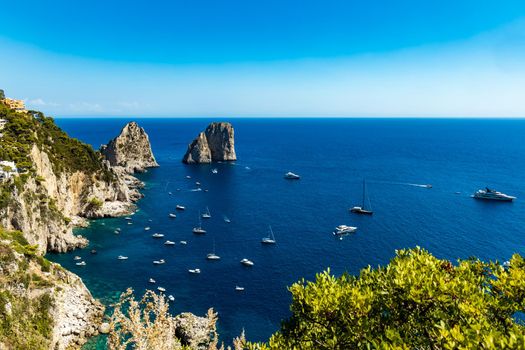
[
  {"xmin": 157, "ymin": 287, "xmax": 166, "ymax": 292},
  {"xmin": 240, "ymin": 258, "xmax": 254, "ymax": 267},
  {"xmin": 185, "ymin": 175, "xmax": 191, "ymax": 179},
  {"xmin": 144, "ymin": 226, "xmax": 151, "ymax": 231},
  {"xmin": 114, "ymin": 230, "xmax": 120, "ymax": 234},
  {"xmin": 212, "ymin": 168, "xmax": 218, "ymax": 174},
  {"xmin": 168, "ymin": 213, "xmax": 177, "ymax": 218},
  {"xmin": 152, "ymin": 233, "xmax": 164, "ymax": 238},
  {"xmin": 117, "ymin": 255, "xmax": 128, "ymax": 260},
  {"xmin": 472, "ymin": 188, "xmax": 516, "ymax": 201},
  {"xmin": 193, "ymin": 216, "xmax": 206, "ymax": 234},
  {"xmin": 235, "ymin": 286, "xmax": 245, "ymax": 291},
  {"xmin": 261, "ymin": 226, "xmax": 276, "ymax": 244},
  {"xmin": 223, "ymin": 215, "xmax": 231, "ymax": 223},
  {"xmin": 180, "ymin": 240, "xmax": 187, "ymax": 245},
  {"xmin": 201, "ymin": 207, "xmax": 211, "ymax": 219},
  {"xmin": 149, "ymin": 278, "xmax": 156, "ymax": 284},
  {"xmin": 153, "ymin": 259, "xmax": 165, "ymax": 265},
  {"xmin": 176, "ymin": 205, "xmax": 186, "ymax": 211},
  {"xmin": 284, "ymin": 171, "xmax": 300, "ymax": 180},
  {"xmin": 206, "ymin": 240, "xmax": 221, "ymax": 260},
  {"xmin": 164, "ymin": 240, "xmax": 175, "ymax": 246},
  {"xmin": 333, "ymin": 225, "xmax": 357, "ymax": 235},
  {"xmin": 74, "ymin": 256, "xmax": 82, "ymax": 261},
  {"xmin": 195, "ymin": 181, "xmax": 201, "ymax": 186},
  {"xmin": 75, "ymin": 261, "xmax": 86, "ymax": 266},
  {"xmin": 168, "ymin": 295, "xmax": 175, "ymax": 301},
  {"xmin": 188, "ymin": 268, "xmax": 201, "ymax": 274}
]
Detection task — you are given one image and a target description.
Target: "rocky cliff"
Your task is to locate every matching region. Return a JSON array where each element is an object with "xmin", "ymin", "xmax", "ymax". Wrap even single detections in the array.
[
  {"xmin": 182, "ymin": 122, "xmax": 236, "ymax": 164},
  {"xmin": 0, "ymin": 228, "xmax": 104, "ymax": 350},
  {"xmin": 101, "ymin": 121, "xmax": 159, "ymax": 173}
]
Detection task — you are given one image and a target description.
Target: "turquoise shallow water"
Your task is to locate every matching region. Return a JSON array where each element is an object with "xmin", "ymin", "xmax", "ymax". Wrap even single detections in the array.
[{"xmin": 47, "ymin": 118, "xmax": 525, "ymax": 345}]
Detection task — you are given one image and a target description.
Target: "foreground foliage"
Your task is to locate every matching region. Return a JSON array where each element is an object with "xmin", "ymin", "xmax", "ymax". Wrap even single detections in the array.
[{"xmin": 250, "ymin": 247, "xmax": 525, "ymax": 350}]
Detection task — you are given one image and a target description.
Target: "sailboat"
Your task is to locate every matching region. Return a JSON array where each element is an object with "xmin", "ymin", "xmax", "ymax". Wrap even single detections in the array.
[
  {"xmin": 192, "ymin": 215, "xmax": 206, "ymax": 234},
  {"xmin": 261, "ymin": 226, "xmax": 276, "ymax": 244},
  {"xmin": 206, "ymin": 239, "xmax": 221, "ymax": 260},
  {"xmin": 201, "ymin": 207, "xmax": 211, "ymax": 219},
  {"xmin": 350, "ymin": 179, "xmax": 374, "ymax": 215}
]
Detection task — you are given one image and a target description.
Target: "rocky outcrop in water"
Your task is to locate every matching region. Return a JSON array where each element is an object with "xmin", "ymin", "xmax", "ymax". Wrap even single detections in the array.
[
  {"xmin": 101, "ymin": 121, "xmax": 159, "ymax": 173},
  {"xmin": 182, "ymin": 122, "xmax": 236, "ymax": 164}
]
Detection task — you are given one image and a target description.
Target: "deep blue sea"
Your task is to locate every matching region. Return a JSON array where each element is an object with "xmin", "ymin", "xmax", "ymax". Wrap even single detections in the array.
[{"xmin": 47, "ymin": 118, "xmax": 525, "ymax": 346}]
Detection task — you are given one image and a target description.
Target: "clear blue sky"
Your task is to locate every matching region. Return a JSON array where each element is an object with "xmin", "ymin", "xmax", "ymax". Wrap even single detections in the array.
[{"xmin": 1, "ymin": 0, "xmax": 525, "ymax": 117}]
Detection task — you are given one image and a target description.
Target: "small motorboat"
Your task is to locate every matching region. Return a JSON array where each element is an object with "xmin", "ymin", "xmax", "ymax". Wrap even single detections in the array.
[
  {"xmin": 168, "ymin": 192, "xmax": 173, "ymax": 195},
  {"xmin": 157, "ymin": 287, "xmax": 166, "ymax": 292},
  {"xmin": 125, "ymin": 217, "xmax": 132, "ymax": 221},
  {"xmin": 204, "ymin": 189, "xmax": 209, "ymax": 192},
  {"xmin": 114, "ymin": 230, "xmax": 120, "ymax": 234},
  {"xmin": 180, "ymin": 240, "xmax": 187, "ymax": 245},
  {"xmin": 235, "ymin": 286, "xmax": 245, "ymax": 291},
  {"xmin": 90, "ymin": 249, "xmax": 97, "ymax": 254},
  {"xmin": 168, "ymin": 295, "xmax": 175, "ymax": 301},
  {"xmin": 284, "ymin": 172, "xmax": 300, "ymax": 180},
  {"xmin": 127, "ymin": 222, "xmax": 133, "ymax": 225},
  {"xmin": 74, "ymin": 256, "xmax": 82, "ymax": 261},
  {"xmin": 152, "ymin": 233, "xmax": 165, "ymax": 238},
  {"xmin": 144, "ymin": 227, "xmax": 151, "ymax": 231},
  {"xmin": 188, "ymin": 268, "xmax": 201, "ymax": 274},
  {"xmin": 195, "ymin": 181, "xmax": 201, "ymax": 186},
  {"xmin": 168, "ymin": 213, "xmax": 177, "ymax": 218},
  {"xmin": 207, "ymin": 253, "xmax": 221, "ymax": 260},
  {"xmin": 192, "ymin": 227, "xmax": 206, "ymax": 234},
  {"xmin": 164, "ymin": 240, "xmax": 175, "ymax": 245},
  {"xmin": 117, "ymin": 255, "xmax": 129, "ymax": 260},
  {"xmin": 503, "ymin": 261, "xmax": 511, "ymax": 268},
  {"xmin": 153, "ymin": 259, "xmax": 165, "ymax": 265},
  {"xmin": 185, "ymin": 175, "xmax": 191, "ymax": 179},
  {"xmin": 240, "ymin": 258, "xmax": 254, "ymax": 267},
  {"xmin": 176, "ymin": 205, "xmax": 186, "ymax": 211},
  {"xmin": 149, "ymin": 278, "xmax": 156, "ymax": 284},
  {"xmin": 75, "ymin": 261, "xmax": 86, "ymax": 266},
  {"xmin": 424, "ymin": 184, "xmax": 432, "ymax": 188},
  {"xmin": 212, "ymin": 168, "xmax": 218, "ymax": 174}
]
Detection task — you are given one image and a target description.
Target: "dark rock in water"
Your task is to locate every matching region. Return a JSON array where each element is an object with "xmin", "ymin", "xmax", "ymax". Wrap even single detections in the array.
[
  {"xmin": 182, "ymin": 122, "xmax": 236, "ymax": 164},
  {"xmin": 101, "ymin": 121, "xmax": 159, "ymax": 173}
]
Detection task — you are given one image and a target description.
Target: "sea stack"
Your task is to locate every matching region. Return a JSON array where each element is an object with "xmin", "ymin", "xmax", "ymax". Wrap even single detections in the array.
[
  {"xmin": 101, "ymin": 121, "xmax": 159, "ymax": 173},
  {"xmin": 182, "ymin": 122, "xmax": 236, "ymax": 164}
]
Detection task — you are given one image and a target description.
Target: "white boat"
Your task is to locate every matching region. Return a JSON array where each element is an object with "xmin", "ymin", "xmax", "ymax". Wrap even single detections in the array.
[
  {"xmin": 168, "ymin": 192, "xmax": 173, "ymax": 195},
  {"xmin": 261, "ymin": 226, "xmax": 276, "ymax": 244},
  {"xmin": 503, "ymin": 261, "xmax": 511, "ymax": 268},
  {"xmin": 240, "ymin": 258, "xmax": 254, "ymax": 267},
  {"xmin": 144, "ymin": 226, "xmax": 151, "ymax": 231},
  {"xmin": 472, "ymin": 187, "xmax": 516, "ymax": 201},
  {"xmin": 153, "ymin": 259, "xmax": 165, "ymax": 265},
  {"xmin": 176, "ymin": 205, "xmax": 186, "ymax": 211},
  {"xmin": 235, "ymin": 286, "xmax": 245, "ymax": 291},
  {"xmin": 192, "ymin": 216, "xmax": 206, "ymax": 234},
  {"xmin": 74, "ymin": 256, "xmax": 82, "ymax": 261},
  {"xmin": 223, "ymin": 216, "xmax": 231, "ymax": 223},
  {"xmin": 127, "ymin": 222, "xmax": 132, "ymax": 225},
  {"xmin": 180, "ymin": 240, "xmax": 187, "ymax": 245},
  {"xmin": 350, "ymin": 179, "xmax": 374, "ymax": 215},
  {"xmin": 117, "ymin": 255, "xmax": 129, "ymax": 260},
  {"xmin": 125, "ymin": 217, "xmax": 132, "ymax": 221},
  {"xmin": 168, "ymin": 213, "xmax": 177, "ymax": 218},
  {"xmin": 168, "ymin": 295, "xmax": 175, "ymax": 301},
  {"xmin": 201, "ymin": 207, "xmax": 211, "ymax": 219},
  {"xmin": 164, "ymin": 240, "xmax": 175, "ymax": 246},
  {"xmin": 157, "ymin": 287, "xmax": 166, "ymax": 292},
  {"xmin": 212, "ymin": 168, "xmax": 218, "ymax": 174},
  {"xmin": 185, "ymin": 175, "xmax": 191, "ymax": 179},
  {"xmin": 206, "ymin": 240, "xmax": 221, "ymax": 260},
  {"xmin": 188, "ymin": 268, "xmax": 201, "ymax": 274},
  {"xmin": 76, "ymin": 261, "xmax": 86, "ymax": 266},
  {"xmin": 195, "ymin": 181, "xmax": 201, "ymax": 186},
  {"xmin": 333, "ymin": 225, "xmax": 357, "ymax": 235},
  {"xmin": 284, "ymin": 171, "xmax": 300, "ymax": 180},
  {"xmin": 152, "ymin": 233, "xmax": 164, "ymax": 238},
  {"xmin": 114, "ymin": 230, "xmax": 120, "ymax": 234},
  {"xmin": 149, "ymin": 278, "xmax": 156, "ymax": 284}
]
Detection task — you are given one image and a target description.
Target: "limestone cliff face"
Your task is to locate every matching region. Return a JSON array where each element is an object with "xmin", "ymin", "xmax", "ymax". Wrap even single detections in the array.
[
  {"xmin": 101, "ymin": 121, "xmax": 159, "ymax": 173},
  {"xmin": 0, "ymin": 145, "xmax": 140, "ymax": 254},
  {"xmin": 182, "ymin": 122, "xmax": 236, "ymax": 164},
  {"xmin": 0, "ymin": 232, "xmax": 104, "ymax": 350}
]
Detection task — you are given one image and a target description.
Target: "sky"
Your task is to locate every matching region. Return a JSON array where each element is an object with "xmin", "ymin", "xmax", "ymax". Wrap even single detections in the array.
[{"xmin": 1, "ymin": 0, "xmax": 525, "ymax": 117}]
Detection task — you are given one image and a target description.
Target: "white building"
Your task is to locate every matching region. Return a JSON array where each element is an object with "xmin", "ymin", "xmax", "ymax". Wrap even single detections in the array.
[{"xmin": 0, "ymin": 160, "xmax": 17, "ymax": 180}]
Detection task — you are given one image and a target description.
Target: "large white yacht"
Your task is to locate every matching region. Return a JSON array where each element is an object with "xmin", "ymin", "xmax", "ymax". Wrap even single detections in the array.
[
  {"xmin": 472, "ymin": 188, "xmax": 516, "ymax": 202},
  {"xmin": 333, "ymin": 225, "xmax": 357, "ymax": 235},
  {"xmin": 284, "ymin": 172, "xmax": 300, "ymax": 180}
]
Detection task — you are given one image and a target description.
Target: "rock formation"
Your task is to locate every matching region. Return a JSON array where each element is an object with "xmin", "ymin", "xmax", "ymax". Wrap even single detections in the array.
[
  {"xmin": 101, "ymin": 121, "xmax": 159, "ymax": 173},
  {"xmin": 182, "ymin": 122, "xmax": 236, "ymax": 164}
]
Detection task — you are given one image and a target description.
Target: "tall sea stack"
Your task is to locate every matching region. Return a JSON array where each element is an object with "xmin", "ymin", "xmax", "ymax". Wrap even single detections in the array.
[{"xmin": 182, "ymin": 122, "xmax": 236, "ymax": 164}]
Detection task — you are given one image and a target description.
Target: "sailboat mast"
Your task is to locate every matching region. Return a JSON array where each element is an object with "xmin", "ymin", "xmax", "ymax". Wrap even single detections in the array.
[{"xmin": 362, "ymin": 179, "xmax": 366, "ymax": 209}]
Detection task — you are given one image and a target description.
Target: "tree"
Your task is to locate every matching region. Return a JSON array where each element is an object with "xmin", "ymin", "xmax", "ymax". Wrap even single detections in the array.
[
  {"xmin": 249, "ymin": 247, "xmax": 525, "ymax": 350},
  {"xmin": 0, "ymin": 89, "xmax": 4, "ymax": 100}
]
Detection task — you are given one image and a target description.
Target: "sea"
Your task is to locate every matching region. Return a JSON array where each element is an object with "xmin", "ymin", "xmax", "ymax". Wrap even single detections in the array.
[{"xmin": 46, "ymin": 118, "xmax": 525, "ymax": 347}]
